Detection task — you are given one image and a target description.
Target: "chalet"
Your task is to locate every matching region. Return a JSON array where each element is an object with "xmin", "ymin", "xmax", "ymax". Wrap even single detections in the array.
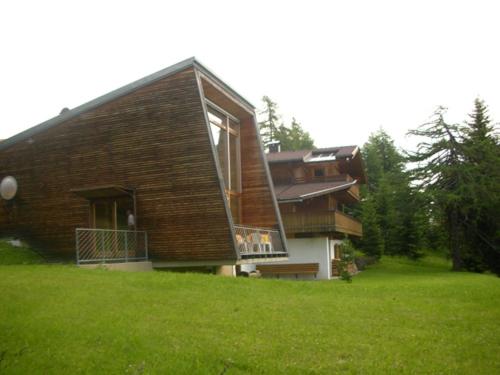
[
  {"xmin": 0, "ymin": 58, "xmax": 288, "ymax": 274},
  {"xmin": 253, "ymin": 145, "xmax": 366, "ymax": 279}
]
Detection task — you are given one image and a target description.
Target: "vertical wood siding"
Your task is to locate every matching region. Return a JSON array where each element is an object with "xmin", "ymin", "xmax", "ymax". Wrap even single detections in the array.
[{"xmin": 240, "ymin": 117, "xmax": 281, "ymax": 229}]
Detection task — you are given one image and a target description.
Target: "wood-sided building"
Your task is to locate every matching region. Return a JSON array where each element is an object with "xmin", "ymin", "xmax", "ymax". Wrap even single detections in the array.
[
  {"xmin": 255, "ymin": 146, "xmax": 366, "ymax": 279},
  {"xmin": 0, "ymin": 58, "xmax": 288, "ymax": 272}
]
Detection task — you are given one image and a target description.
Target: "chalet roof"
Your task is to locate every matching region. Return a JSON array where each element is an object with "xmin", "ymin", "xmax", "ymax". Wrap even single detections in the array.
[
  {"xmin": 274, "ymin": 180, "xmax": 357, "ymax": 202},
  {"xmin": 266, "ymin": 150, "xmax": 311, "ymax": 163},
  {"xmin": 267, "ymin": 146, "xmax": 359, "ymax": 164},
  {"xmin": 0, "ymin": 57, "xmax": 254, "ymax": 152}
]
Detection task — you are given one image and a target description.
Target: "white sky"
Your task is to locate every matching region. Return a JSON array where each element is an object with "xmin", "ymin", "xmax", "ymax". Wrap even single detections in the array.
[{"xmin": 1, "ymin": 0, "xmax": 499, "ymax": 152}]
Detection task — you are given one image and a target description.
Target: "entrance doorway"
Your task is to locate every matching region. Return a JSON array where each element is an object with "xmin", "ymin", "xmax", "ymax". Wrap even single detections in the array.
[{"xmin": 91, "ymin": 197, "xmax": 134, "ymax": 230}]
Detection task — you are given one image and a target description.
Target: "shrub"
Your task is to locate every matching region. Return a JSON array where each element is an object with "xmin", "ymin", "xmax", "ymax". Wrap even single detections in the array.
[{"xmin": 338, "ymin": 239, "xmax": 357, "ymax": 282}]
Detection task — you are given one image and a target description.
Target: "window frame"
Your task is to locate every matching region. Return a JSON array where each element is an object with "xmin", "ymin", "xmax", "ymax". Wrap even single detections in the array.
[
  {"xmin": 314, "ymin": 168, "xmax": 325, "ymax": 178},
  {"xmin": 206, "ymin": 101, "xmax": 242, "ymax": 223}
]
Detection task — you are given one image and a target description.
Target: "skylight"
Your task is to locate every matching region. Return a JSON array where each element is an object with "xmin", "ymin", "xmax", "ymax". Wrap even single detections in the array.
[{"xmin": 307, "ymin": 152, "xmax": 337, "ymax": 162}]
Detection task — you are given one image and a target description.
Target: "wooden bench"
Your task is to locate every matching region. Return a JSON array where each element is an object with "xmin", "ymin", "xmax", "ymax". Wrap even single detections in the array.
[{"xmin": 257, "ymin": 263, "xmax": 320, "ymax": 279}]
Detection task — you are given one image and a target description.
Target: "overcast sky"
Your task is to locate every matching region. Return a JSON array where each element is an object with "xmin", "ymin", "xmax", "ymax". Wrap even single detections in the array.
[{"xmin": 1, "ymin": 0, "xmax": 499, "ymax": 152}]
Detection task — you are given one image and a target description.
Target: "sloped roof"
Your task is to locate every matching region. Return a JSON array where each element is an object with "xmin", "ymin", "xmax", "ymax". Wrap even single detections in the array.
[
  {"xmin": 266, "ymin": 150, "xmax": 311, "ymax": 163},
  {"xmin": 0, "ymin": 57, "xmax": 254, "ymax": 152},
  {"xmin": 274, "ymin": 180, "xmax": 357, "ymax": 202},
  {"xmin": 267, "ymin": 145, "xmax": 358, "ymax": 163},
  {"xmin": 313, "ymin": 146, "xmax": 358, "ymax": 159}
]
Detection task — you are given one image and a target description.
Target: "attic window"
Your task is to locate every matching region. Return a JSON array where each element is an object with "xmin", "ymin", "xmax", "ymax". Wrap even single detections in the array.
[{"xmin": 314, "ymin": 168, "xmax": 325, "ymax": 178}]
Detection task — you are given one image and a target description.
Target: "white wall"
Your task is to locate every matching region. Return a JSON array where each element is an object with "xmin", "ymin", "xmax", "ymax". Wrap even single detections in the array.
[{"xmin": 260, "ymin": 237, "xmax": 331, "ymax": 280}]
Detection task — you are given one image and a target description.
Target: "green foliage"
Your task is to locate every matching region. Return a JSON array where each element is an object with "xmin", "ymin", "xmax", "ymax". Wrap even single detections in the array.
[
  {"xmin": 0, "ymin": 239, "xmax": 43, "ymax": 265},
  {"xmin": 338, "ymin": 238, "xmax": 356, "ymax": 282},
  {"xmin": 258, "ymin": 97, "xmax": 315, "ymax": 151},
  {"xmin": 461, "ymin": 99, "xmax": 500, "ymax": 274},
  {"xmin": 358, "ymin": 129, "xmax": 427, "ymax": 259},
  {"xmin": 407, "ymin": 100, "xmax": 500, "ymax": 274},
  {"xmin": 1, "ymin": 258, "xmax": 499, "ymax": 374},
  {"xmin": 358, "ymin": 193, "xmax": 384, "ymax": 258},
  {"xmin": 275, "ymin": 117, "xmax": 315, "ymax": 151},
  {"xmin": 258, "ymin": 96, "xmax": 280, "ymax": 145},
  {"xmin": 363, "ymin": 129, "xmax": 405, "ymax": 192}
]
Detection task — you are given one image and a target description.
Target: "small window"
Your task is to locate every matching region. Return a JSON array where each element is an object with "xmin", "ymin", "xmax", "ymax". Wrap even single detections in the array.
[{"xmin": 314, "ymin": 168, "xmax": 325, "ymax": 177}]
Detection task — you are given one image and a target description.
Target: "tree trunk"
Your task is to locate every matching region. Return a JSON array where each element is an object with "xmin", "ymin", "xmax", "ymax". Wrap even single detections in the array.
[{"xmin": 449, "ymin": 207, "xmax": 463, "ymax": 271}]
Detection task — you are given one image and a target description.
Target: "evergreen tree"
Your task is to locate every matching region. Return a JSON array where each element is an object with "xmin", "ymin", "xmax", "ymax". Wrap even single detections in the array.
[
  {"xmin": 258, "ymin": 96, "xmax": 280, "ymax": 145},
  {"xmin": 258, "ymin": 97, "xmax": 315, "ymax": 151},
  {"xmin": 407, "ymin": 107, "xmax": 477, "ymax": 271},
  {"xmin": 359, "ymin": 129, "xmax": 426, "ymax": 258},
  {"xmin": 408, "ymin": 101, "xmax": 500, "ymax": 274},
  {"xmin": 276, "ymin": 117, "xmax": 315, "ymax": 151},
  {"xmin": 363, "ymin": 129, "xmax": 405, "ymax": 192},
  {"xmin": 359, "ymin": 192, "xmax": 384, "ymax": 258},
  {"xmin": 461, "ymin": 99, "xmax": 500, "ymax": 273}
]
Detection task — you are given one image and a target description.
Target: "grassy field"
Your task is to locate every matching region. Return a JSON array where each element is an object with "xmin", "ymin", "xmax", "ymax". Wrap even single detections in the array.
[{"xmin": 0, "ymin": 240, "xmax": 499, "ymax": 374}]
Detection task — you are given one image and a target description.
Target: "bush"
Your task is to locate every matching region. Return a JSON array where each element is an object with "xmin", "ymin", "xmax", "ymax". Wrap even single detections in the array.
[{"xmin": 338, "ymin": 239, "xmax": 357, "ymax": 282}]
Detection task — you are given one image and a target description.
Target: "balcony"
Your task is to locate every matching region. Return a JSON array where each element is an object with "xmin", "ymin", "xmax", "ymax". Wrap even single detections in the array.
[
  {"xmin": 76, "ymin": 228, "xmax": 148, "ymax": 264},
  {"xmin": 280, "ymin": 210, "xmax": 362, "ymax": 237},
  {"xmin": 234, "ymin": 225, "xmax": 288, "ymax": 259}
]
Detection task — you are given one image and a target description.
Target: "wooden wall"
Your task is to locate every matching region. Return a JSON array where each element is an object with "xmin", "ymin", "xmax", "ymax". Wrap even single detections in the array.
[
  {"xmin": 269, "ymin": 161, "xmax": 346, "ymax": 185},
  {"xmin": 0, "ymin": 67, "xmax": 237, "ymax": 262},
  {"xmin": 240, "ymin": 117, "xmax": 281, "ymax": 229}
]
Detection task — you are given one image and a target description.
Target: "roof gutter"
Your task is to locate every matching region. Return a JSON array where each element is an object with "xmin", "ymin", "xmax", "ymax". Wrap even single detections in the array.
[{"xmin": 299, "ymin": 180, "xmax": 357, "ymax": 199}]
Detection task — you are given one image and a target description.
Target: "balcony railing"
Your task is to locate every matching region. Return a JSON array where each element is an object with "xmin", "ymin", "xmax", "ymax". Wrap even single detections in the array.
[
  {"xmin": 76, "ymin": 228, "xmax": 148, "ymax": 264},
  {"xmin": 234, "ymin": 225, "xmax": 287, "ymax": 259},
  {"xmin": 281, "ymin": 210, "xmax": 362, "ymax": 236}
]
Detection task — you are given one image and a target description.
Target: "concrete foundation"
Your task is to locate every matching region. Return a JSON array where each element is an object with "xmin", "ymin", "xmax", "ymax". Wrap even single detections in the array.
[
  {"xmin": 215, "ymin": 265, "xmax": 236, "ymax": 277},
  {"xmin": 79, "ymin": 261, "xmax": 153, "ymax": 272}
]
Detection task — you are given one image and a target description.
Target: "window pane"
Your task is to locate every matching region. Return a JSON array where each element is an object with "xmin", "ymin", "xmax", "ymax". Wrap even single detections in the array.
[
  {"xmin": 116, "ymin": 197, "xmax": 134, "ymax": 230},
  {"xmin": 229, "ymin": 133, "xmax": 239, "ymax": 191},
  {"xmin": 208, "ymin": 111, "xmax": 224, "ymax": 127},
  {"xmin": 210, "ymin": 123, "xmax": 228, "ymax": 187}
]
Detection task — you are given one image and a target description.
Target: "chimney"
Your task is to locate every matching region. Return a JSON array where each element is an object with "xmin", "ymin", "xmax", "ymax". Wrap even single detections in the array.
[{"xmin": 267, "ymin": 141, "xmax": 281, "ymax": 153}]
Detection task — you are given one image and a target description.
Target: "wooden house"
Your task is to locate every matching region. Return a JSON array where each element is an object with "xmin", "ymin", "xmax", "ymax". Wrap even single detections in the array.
[
  {"xmin": 0, "ymin": 58, "xmax": 288, "ymax": 273},
  {"xmin": 253, "ymin": 146, "xmax": 366, "ymax": 279}
]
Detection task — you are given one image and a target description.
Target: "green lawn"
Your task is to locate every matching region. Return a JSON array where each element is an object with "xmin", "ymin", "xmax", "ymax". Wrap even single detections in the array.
[{"xmin": 0, "ymin": 241, "xmax": 499, "ymax": 374}]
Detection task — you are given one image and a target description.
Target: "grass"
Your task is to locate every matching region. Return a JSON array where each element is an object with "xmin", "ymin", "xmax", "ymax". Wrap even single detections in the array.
[
  {"xmin": 0, "ymin": 242, "xmax": 499, "ymax": 374},
  {"xmin": 0, "ymin": 239, "xmax": 43, "ymax": 265}
]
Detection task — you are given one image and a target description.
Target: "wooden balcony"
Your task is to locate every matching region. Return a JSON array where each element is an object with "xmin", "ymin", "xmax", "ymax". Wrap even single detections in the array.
[{"xmin": 280, "ymin": 210, "xmax": 363, "ymax": 237}]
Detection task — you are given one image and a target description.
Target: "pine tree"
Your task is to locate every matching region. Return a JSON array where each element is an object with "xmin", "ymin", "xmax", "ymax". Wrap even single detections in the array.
[
  {"xmin": 258, "ymin": 96, "xmax": 280, "ymax": 145},
  {"xmin": 258, "ymin": 97, "xmax": 315, "ymax": 151},
  {"xmin": 360, "ymin": 129, "xmax": 426, "ymax": 259},
  {"xmin": 461, "ymin": 99, "xmax": 500, "ymax": 273},
  {"xmin": 359, "ymin": 192, "xmax": 384, "ymax": 258},
  {"xmin": 407, "ymin": 107, "xmax": 476, "ymax": 271},
  {"xmin": 276, "ymin": 117, "xmax": 315, "ymax": 151},
  {"xmin": 408, "ymin": 101, "xmax": 500, "ymax": 274}
]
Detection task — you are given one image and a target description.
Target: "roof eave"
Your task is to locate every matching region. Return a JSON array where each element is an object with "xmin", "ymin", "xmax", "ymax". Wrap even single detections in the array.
[
  {"xmin": 277, "ymin": 198, "xmax": 304, "ymax": 204},
  {"xmin": 276, "ymin": 180, "xmax": 358, "ymax": 202},
  {"xmin": 192, "ymin": 59, "xmax": 255, "ymax": 110}
]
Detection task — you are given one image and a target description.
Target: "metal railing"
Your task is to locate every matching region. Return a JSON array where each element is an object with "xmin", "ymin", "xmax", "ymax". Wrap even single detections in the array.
[
  {"xmin": 76, "ymin": 228, "xmax": 148, "ymax": 264},
  {"xmin": 234, "ymin": 225, "xmax": 287, "ymax": 258}
]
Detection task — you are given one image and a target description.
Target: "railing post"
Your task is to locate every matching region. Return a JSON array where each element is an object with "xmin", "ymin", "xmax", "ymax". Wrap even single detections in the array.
[
  {"xmin": 75, "ymin": 229, "xmax": 80, "ymax": 265},
  {"xmin": 124, "ymin": 231, "xmax": 128, "ymax": 263},
  {"xmin": 101, "ymin": 230, "xmax": 105, "ymax": 264}
]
